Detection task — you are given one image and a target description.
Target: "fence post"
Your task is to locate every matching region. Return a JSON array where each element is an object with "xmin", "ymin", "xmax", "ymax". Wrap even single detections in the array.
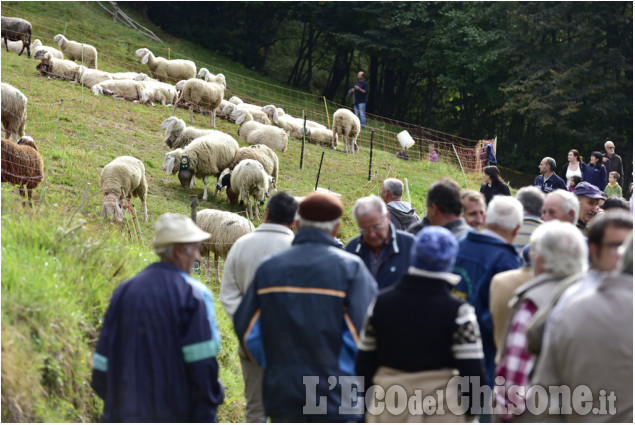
[
  {"xmin": 368, "ymin": 129, "xmax": 375, "ymax": 181},
  {"xmin": 113, "ymin": 2, "xmax": 118, "ymax": 23},
  {"xmin": 451, "ymin": 144, "xmax": 469, "ymax": 189},
  {"xmin": 322, "ymin": 96, "xmax": 331, "ymax": 129},
  {"xmin": 314, "ymin": 151, "xmax": 325, "ymax": 191},
  {"xmin": 300, "ymin": 112, "xmax": 306, "ymax": 169}
]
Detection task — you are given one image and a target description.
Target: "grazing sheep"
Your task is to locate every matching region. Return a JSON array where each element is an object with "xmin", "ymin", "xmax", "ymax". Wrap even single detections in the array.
[
  {"xmin": 34, "ymin": 50, "xmax": 81, "ymax": 82},
  {"xmin": 100, "ymin": 156, "xmax": 148, "ymax": 222},
  {"xmin": 91, "ymin": 79, "xmax": 146, "ymax": 101},
  {"xmin": 53, "ymin": 34, "xmax": 97, "ymax": 68},
  {"xmin": 1, "ymin": 17, "xmax": 31, "ymax": 57},
  {"xmin": 78, "ymin": 66, "xmax": 113, "ymax": 88},
  {"xmin": 262, "ymin": 104, "xmax": 325, "ymax": 136},
  {"xmin": 161, "ymin": 116, "xmax": 219, "ymax": 149},
  {"xmin": 215, "ymin": 144, "xmax": 279, "ymax": 196},
  {"xmin": 32, "ymin": 39, "xmax": 64, "ymax": 59},
  {"xmin": 139, "ymin": 80, "xmax": 178, "ymax": 106},
  {"xmin": 174, "ymin": 76, "xmax": 225, "ymax": 127},
  {"xmin": 134, "ymin": 47, "xmax": 196, "ymax": 83},
  {"xmin": 230, "ymin": 159, "xmax": 273, "ymax": 221},
  {"xmin": 1, "ymin": 37, "xmax": 23, "ymax": 54},
  {"xmin": 1, "ymin": 83, "xmax": 27, "ymax": 142},
  {"xmin": 196, "ymin": 208, "xmax": 254, "ymax": 283},
  {"xmin": 161, "ymin": 133, "xmax": 239, "ymax": 200},
  {"xmin": 297, "ymin": 126, "xmax": 335, "ymax": 148},
  {"xmin": 1, "ymin": 136, "xmax": 43, "ymax": 201},
  {"xmin": 332, "ymin": 108, "xmax": 361, "ymax": 154},
  {"xmin": 236, "ymin": 112, "xmax": 288, "ymax": 152},
  {"xmin": 197, "ymin": 67, "xmax": 227, "ymax": 89},
  {"xmin": 222, "ymin": 102, "xmax": 271, "ymax": 125}
]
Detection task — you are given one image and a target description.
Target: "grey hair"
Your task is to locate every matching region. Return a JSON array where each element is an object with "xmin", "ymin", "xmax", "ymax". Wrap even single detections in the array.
[
  {"xmin": 516, "ymin": 186, "xmax": 545, "ymax": 217},
  {"xmin": 545, "ymin": 190, "xmax": 580, "ymax": 223},
  {"xmin": 618, "ymin": 234, "xmax": 633, "ymax": 275},
  {"xmin": 544, "ymin": 157, "xmax": 557, "ymax": 172},
  {"xmin": 485, "ymin": 196, "xmax": 524, "ymax": 232},
  {"xmin": 530, "ymin": 220, "xmax": 588, "ymax": 278},
  {"xmin": 382, "ymin": 178, "xmax": 404, "ymax": 198},
  {"xmin": 155, "ymin": 244, "xmax": 175, "ymax": 258},
  {"xmin": 296, "ymin": 216, "xmax": 339, "ymax": 233},
  {"xmin": 352, "ymin": 195, "xmax": 387, "ymax": 223}
]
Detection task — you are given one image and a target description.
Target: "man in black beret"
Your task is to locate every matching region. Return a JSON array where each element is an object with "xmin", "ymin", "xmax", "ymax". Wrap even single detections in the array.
[{"xmin": 234, "ymin": 191, "xmax": 378, "ymax": 422}]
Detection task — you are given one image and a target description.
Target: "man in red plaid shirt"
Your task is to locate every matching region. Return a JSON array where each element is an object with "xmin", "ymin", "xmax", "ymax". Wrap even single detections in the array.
[{"xmin": 494, "ymin": 220, "xmax": 588, "ymax": 421}]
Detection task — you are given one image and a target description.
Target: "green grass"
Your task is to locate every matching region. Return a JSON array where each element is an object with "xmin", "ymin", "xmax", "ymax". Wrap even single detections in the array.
[{"xmin": 1, "ymin": 2, "xmax": 486, "ymax": 422}]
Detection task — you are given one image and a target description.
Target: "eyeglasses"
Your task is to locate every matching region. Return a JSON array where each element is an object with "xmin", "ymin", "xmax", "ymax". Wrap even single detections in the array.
[
  {"xmin": 606, "ymin": 146, "xmax": 615, "ymax": 149},
  {"xmin": 358, "ymin": 220, "xmax": 386, "ymax": 234}
]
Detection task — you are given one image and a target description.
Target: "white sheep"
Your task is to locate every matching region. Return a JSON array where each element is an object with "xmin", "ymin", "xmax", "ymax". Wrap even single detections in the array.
[
  {"xmin": 228, "ymin": 95, "xmax": 243, "ymax": 105},
  {"xmin": 139, "ymin": 80, "xmax": 178, "ymax": 106},
  {"xmin": 196, "ymin": 208, "xmax": 254, "ymax": 283},
  {"xmin": 161, "ymin": 116, "xmax": 219, "ymax": 149},
  {"xmin": 332, "ymin": 108, "xmax": 361, "ymax": 154},
  {"xmin": 161, "ymin": 133, "xmax": 239, "ymax": 200},
  {"xmin": 1, "ymin": 37, "xmax": 24, "ymax": 54},
  {"xmin": 91, "ymin": 79, "xmax": 146, "ymax": 101},
  {"xmin": 53, "ymin": 34, "xmax": 97, "ymax": 68},
  {"xmin": 236, "ymin": 112, "xmax": 288, "ymax": 152},
  {"xmin": 134, "ymin": 47, "xmax": 196, "ymax": 83},
  {"xmin": 197, "ymin": 67, "xmax": 227, "ymax": 89},
  {"xmin": 100, "ymin": 156, "xmax": 148, "ymax": 222},
  {"xmin": 111, "ymin": 71, "xmax": 151, "ymax": 80},
  {"xmin": 78, "ymin": 66, "xmax": 113, "ymax": 88},
  {"xmin": 229, "ymin": 159, "xmax": 273, "ymax": 221},
  {"xmin": 215, "ymin": 144, "xmax": 279, "ymax": 196},
  {"xmin": 174, "ymin": 76, "xmax": 225, "ymax": 127},
  {"xmin": 222, "ymin": 102, "xmax": 271, "ymax": 125},
  {"xmin": 262, "ymin": 104, "xmax": 325, "ymax": 136},
  {"xmin": 1, "ymin": 83, "xmax": 27, "ymax": 142},
  {"xmin": 34, "ymin": 50, "xmax": 81, "ymax": 82},
  {"xmin": 297, "ymin": 126, "xmax": 335, "ymax": 148},
  {"xmin": 31, "ymin": 39, "xmax": 64, "ymax": 59}
]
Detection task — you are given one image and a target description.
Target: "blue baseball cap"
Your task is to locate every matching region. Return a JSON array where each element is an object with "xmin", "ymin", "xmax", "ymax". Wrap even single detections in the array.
[{"xmin": 574, "ymin": 182, "xmax": 606, "ymax": 200}]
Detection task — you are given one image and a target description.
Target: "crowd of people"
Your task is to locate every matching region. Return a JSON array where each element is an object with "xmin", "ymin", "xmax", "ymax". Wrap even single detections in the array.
[{"xmin": 90, "ymin": 140, "xmax": 632, "ymax": 423}]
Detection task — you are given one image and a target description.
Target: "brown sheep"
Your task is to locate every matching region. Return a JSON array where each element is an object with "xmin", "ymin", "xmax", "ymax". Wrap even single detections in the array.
[{"xmin": 1, "ymin": 136, "xmax": 44, "ymax": 201}]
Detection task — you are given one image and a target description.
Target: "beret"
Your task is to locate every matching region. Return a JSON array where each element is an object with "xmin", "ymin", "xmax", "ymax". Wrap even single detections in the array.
[{"xmin": 298, "ymin": 192, "xmax": 344, "ymax": 222}]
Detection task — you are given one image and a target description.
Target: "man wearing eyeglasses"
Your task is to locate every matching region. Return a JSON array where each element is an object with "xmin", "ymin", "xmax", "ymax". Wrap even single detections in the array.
[
  {"xmin": 602, "ymin": 141, "xmax": 624, "ymax": 187},
  {"xmin": 345, "ymin": 195, "xmax": 415, "ymax": 290}
]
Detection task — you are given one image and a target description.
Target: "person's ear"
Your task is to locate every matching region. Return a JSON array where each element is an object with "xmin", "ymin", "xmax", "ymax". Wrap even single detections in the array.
[{"xmin": 331, "ymin": 221, "xmax": 341, "ymax": 237}]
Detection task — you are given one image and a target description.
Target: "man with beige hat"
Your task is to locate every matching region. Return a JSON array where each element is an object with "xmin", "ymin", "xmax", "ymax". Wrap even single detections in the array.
[{"xmin": 91, "ymin": 213, "xmax": 224, "ymax": 422}]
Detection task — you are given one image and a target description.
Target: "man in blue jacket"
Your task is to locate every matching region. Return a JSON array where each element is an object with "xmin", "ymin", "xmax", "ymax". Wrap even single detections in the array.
[
  {"xmin": 346, "ymin": 195, "xmax": 415, "ymax": 290},
  {"xmin": 234, "ymin": 192, "xmax": 378, "ymax": 422},
  {"xmin": 452, "ymin": 196, "xmax": 523, "ymax": 388},
  {"xmin": 534, "ymin": 157, "xmax": 567, "ymax": 193},
  {"xmin": 91, "ymin": 213, "xmax": 224, "ymax": 422},
  {"xmin": 352, "ymin": 71, "xmax": 368, "ymax": 128}
]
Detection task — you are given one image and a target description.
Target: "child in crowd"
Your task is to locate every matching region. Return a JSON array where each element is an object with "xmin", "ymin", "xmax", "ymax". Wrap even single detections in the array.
[
  {"xmin": 428, "ymin": 144, "xmax": 438, "ymax": 163},
  {"xmin": 571, "ymin": 175, "xmax": 582, "ymax": 190},
  {"xmin": 604, "ymin": 171, "xmax": 623, "ymax": 198}
]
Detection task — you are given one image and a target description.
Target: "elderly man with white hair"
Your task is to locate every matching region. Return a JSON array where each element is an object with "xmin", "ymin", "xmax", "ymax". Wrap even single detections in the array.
[
  {"xmin": 493, "ymin": 221, "xmax": 588, "ymax": 422},
  {"xmin": 541, "ymin": 189, "xmax": 579, "ymax": 223},
  {"xmin": 91, "ymin": 213, "xmax": 224, "ymax": 422},
  {"xmin": 452, "ymin": 195, "xmax": 523, "ymax": 388}
]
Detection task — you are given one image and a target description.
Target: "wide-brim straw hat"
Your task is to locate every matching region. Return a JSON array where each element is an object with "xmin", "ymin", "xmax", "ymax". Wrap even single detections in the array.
[{"xmin": 152, "ymin": 213, "xmax": 211, "ymax": 248}]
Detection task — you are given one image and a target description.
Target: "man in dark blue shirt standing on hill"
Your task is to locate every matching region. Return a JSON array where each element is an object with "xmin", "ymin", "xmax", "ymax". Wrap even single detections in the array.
[{"xmin": 352, "ymin": 71, "xmax": 368, "ymax": 128}]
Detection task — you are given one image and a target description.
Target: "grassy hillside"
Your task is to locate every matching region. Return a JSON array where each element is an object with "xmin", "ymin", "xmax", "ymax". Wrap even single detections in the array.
[{"xmin": 1, "ymin": 2, "xmax": 485, "ymax": 422}]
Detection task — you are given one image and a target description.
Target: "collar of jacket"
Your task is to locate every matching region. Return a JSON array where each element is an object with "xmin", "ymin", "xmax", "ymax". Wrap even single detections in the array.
[
  {"xmin": 407, "ymin": 266, "xmax": 461, "ymax": 285},
  {"xmin": 354, "ymin": 222, "xmax": 400, "ymax": 254},
  {"xmin": 255, "ymin": 222, "xmax": 295, "ymax": 236},
  {"xmin": 466, "ymin": 228, "xmax": 515, "ymax": 248},
  {"xmin": 293, "ymin": 227, "xmax": 341, "ymax": 247}
]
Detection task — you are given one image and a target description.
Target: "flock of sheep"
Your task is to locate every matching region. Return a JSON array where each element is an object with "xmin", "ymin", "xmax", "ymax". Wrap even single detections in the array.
[{"xmin": 1, "ymin": 14, "xmax": 364, "ymax": 280}]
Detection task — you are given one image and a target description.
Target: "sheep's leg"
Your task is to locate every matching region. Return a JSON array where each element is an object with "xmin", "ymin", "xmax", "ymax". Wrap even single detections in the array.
[
  {"xmin": 214, "ymin": 253, "xmax": 220, "ymax": 284},
  {"xmin": 204, "ymin": 252, "xmax": 211, "ymax": 282},
  {"xmin": 254, "ymin": 195, "xmax": 260, "ymax": 221},
  {"xmin": 189, "ymin": 106, "xmax": 195, "ymax": 124},
  {"xmin": 210, "ymin": 110, "xmax": 216, "ymax": 128},
  {"xmin": 142, "ymin": 199, "xmax": 148, "ymax": 222},
  {"xmin": 172, "ymin": 99, "xmax": 179, "ymax": 117},
  {"xmin": 3, "ymin": 38, "xmax": 8, "ymax": 52},
  {"xmin": 202, "ymin": 176, "xmax": 209, "ymax": 201}
]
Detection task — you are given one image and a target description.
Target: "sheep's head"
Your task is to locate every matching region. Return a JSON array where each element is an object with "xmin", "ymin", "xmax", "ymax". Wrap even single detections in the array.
[
  {"xmin": 17, "ymin": 136, "xmax": 37, "ymax": 151},
  {"xmin": 235, "ymin": 112, "xmax": 253, "ymax": 126},
  {"xmin": 53, "ymin": 34, "xmax": 65, "ymax": 47},
  {"xmin": 101, "ymin": 193, "xmax": 124, "ymax": 222},
  {"xmin": 134, "ymin": 48, "xmax": 150, "ymax": 58},
  {"xmin": 262, "ymin": 105, "xmax": 279, "ymax": 124},
  {"xmin": 33, "ymin": 49, "xmax": 50, "ymax": 61},
  {"xmin": 175, "ymin": 80, "xmax": 187, "ymax": 92},
  {"xmin": 297, "ymin": 127, "xmax": 311, "ymax": 137},
  {"xmin": 139, "ymin": 88, "xmax": 151, "ymax": 104},
  {"xmin": 197, "ymin": 67, "xmax": 209, "ymax": 80},
  {"xmin": 162, "ymin": 150, "xmax": 183, "ymax": 175},
  {"xmin": 215, "ymin": 168, "xmax": 232, "ymax": 193},
  {"xmin": 133, "ymin": 73, "xmax": 151, "ymax": 81},
  {"xmin": 221, "ymin": 103, "xmax": 236, "ymax": 117},
  {"xmin": 32, "ymin": 39, "xmax": 42, "ymax": 48},
  {"xmin": 214, "ymin": 74, "xmax": 227, "ymax": 89},
  {"xmin": 228, "ymin": 96, "xmax": 243, "ymax": 105},
  {"xmin": 91, "ymin": 84, "xmax": 103, "ymax": 96}
]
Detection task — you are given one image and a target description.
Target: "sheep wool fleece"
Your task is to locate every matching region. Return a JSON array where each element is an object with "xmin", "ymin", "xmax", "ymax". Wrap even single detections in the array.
[{"xmin": 91, "ymin": 262, "xmax": 224, "ymax": 422}]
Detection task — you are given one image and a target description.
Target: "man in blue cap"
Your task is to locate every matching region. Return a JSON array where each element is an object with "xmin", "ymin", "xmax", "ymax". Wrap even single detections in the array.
[
  {"xmin": 357, "ymin": 226, "xmax": 487, "ymax": 422},
  {"xmin": 573, "ymin": 181, "xmax": 606, "ymax": 236}
]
